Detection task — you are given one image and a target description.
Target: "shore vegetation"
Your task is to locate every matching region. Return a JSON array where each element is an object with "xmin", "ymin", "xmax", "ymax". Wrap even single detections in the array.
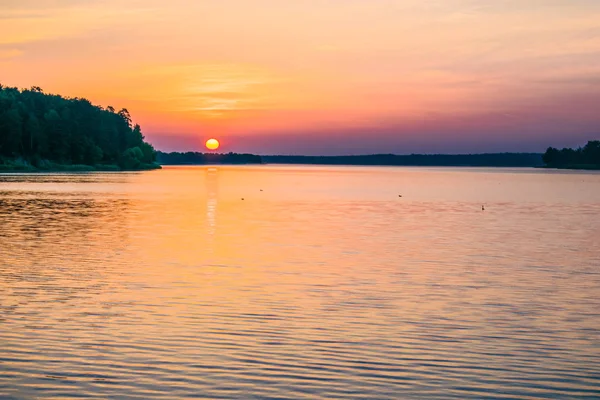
[{"xmin": 0, "ymin": 85, "xmax": 160, "ymax": 172}]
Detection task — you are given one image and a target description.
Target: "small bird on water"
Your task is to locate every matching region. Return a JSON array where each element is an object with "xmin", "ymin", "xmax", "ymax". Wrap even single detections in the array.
[{"xmin": 482, "ymin": 205, "xmax": 485, "ymax": 211}]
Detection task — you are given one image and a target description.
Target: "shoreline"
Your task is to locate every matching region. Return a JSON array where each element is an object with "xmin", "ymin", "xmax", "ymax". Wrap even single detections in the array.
[
  {"xmin": 3, "ymin": 160, "xmax": 598, "ymax": 172},
  {"xmin": 537, "ymin": 165, "xmax": 600, "ymax": 171},
  {"xmin": 160, "ymin": 163, "xmax": 599, "ymax": 171},
  {"xmin": 0, "ymin": 162, "xmax": 162, "ymax": 173}
]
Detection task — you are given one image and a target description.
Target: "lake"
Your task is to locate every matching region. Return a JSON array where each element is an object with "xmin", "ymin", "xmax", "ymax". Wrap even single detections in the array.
[{"xmin": 1, "ymin": 165, "xmax": 599, "ymax": 399}]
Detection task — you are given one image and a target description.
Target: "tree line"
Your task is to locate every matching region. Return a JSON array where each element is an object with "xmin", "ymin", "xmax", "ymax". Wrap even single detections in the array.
[
  {"xmin": 262, "ymin": 153, "xmax": 544, "ymax": 167},
  {"xmin": 157, "ymin": 151, "xmax": 263, "ymax": 165},
  {"xmin": 542, "ymin": 141, "xmax": 600, "ymax": 169},
  {"xmin": 0, "ymin": 84, "xmax": 158, "ymax": 170}
]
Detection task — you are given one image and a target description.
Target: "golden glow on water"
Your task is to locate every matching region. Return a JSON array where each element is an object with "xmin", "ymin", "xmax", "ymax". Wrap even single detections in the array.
[{"xmin": 1, "ymin": 166, "xmax": 599, "ymax": 398}]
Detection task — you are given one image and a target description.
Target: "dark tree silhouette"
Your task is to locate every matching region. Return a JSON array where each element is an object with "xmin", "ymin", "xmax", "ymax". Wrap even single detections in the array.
[
  {"xmin": 261, "ymin": 153, "xmax": 544, "ymax": 167},
  {"xmin": 157, "ymin": 151, "xmax": 263, "ymax": 165},
  {"xmin": 543, "ymin": 141, "xmax": 600, "ymax": 169},
  {"xmin": 0, "ymin": 85, "xmax": 159, "ymax": 170}
]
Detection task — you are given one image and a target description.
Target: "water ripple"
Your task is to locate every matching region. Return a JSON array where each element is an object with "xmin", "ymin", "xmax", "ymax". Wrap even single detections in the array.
[{"xmin": 1, "ymin": 166, "xmax": 599, "ymax": 399}]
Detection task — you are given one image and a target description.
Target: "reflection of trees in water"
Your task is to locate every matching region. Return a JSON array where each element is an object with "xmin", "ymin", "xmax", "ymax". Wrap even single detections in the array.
[
  {"xmin": 0, "ymin": 193, "xmax": 133, "ymax": 319},
  {"xmin": 0, "ymin": 193, "xmax": 131, "ymax": 283},
  {"xmin": 0, "ymin": 173, "xmax": 136, "ymax": 186},
  {"xmin": 0, "ymin": 193, "xmax": 130, "ymax": 248}
]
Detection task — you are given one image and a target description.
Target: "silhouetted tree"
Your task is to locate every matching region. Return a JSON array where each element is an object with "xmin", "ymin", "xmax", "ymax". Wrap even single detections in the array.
[
  {"xmin": 0, "ymin": 85, "xmax": 157, "ymax": 169},
  {"xmin": 156, "ymin": 151, "xmax": 263, "ymax": 165},
  {"xmin": 582, "ymin": 140, "xmax": 600, "ymax": 165},
  {"xmin": 543, "ymin": 141, "xmax": 600, "ymax": 168}
]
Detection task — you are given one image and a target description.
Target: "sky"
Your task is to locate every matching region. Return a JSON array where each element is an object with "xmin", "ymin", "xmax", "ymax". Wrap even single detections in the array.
[{"xmin": 1, "ymin": 0, "xmax": 599, "ymax": 155}]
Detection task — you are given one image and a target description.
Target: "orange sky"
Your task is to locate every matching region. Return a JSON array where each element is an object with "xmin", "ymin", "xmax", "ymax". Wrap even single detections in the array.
[{"xmin": 1, "ymin": 0, "xmax": 599, "ymax": 154}]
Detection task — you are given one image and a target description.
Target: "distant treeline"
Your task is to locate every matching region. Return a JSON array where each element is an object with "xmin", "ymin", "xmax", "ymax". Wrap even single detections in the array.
[
  {"xmin": 0, "ymin": 84, "xmax": 159, "ymax": 171},
  {"xmin": 157, "ymin": 151, "xmax": 263, "ymax": 165},
  {"xmin": 542, "ymin": 141, "xmax": 600, "ymax": 170},
  {"xmin": 262, "ymin": 153, "xmax": 544, "ymax": 167}
]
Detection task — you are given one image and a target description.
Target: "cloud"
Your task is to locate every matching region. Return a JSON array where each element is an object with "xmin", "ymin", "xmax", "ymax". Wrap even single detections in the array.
[
  {"xmin": 2, "ymin": 0, "xmax": 599, "ymax": 154},
  {"xmin": 0, "ymin": 1, "xmax": 159, "ymax": 45},
  {"xmin": 0, "ymin": 48, "xmax": 23, "ymax": 60},
  {"xmin": 107, "ymin": 63, "xmax": 281, "ymax": 117}
]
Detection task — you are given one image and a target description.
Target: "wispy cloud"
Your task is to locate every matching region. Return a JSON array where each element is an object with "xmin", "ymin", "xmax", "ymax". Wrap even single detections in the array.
[
  {"xmin": 0, "ymin": 48, "xmax": 23, "ymax": 60},
  {"xmin": 1, "ymin": 0, "xmax": 599, "ymax": 153},
  {"xmin": 0, "ymin": 1, "xmax": 159, "ymax": 45}
]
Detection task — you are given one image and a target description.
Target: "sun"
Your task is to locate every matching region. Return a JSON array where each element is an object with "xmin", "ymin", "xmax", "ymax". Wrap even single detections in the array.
[{"xmin": 205, "ymin": 138, "xmax": 220, "ymax": 151}]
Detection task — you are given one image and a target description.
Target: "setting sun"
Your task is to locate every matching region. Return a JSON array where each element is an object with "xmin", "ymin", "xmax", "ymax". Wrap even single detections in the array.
[{"xmin": 205, "ymin": 138, "xmax": 220, "ymax": 151}]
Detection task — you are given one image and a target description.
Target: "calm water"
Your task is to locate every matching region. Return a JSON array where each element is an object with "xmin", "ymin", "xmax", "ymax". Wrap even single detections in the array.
[{"xmin": 1, "ymin": 166, "xmax": 599, "ymax": 399}]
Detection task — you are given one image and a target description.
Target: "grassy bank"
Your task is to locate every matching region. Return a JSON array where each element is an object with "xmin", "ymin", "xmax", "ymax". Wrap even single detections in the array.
[{"xmin": 0, "ymin": 157, "xmax": 161, "ymax": 172}]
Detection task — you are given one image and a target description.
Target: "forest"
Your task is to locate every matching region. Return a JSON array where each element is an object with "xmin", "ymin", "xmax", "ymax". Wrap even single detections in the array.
[
  {"xmin": 542, "ymin": 141, "xmax": 600, "ymax": 169},
  {"xmin": 157, "ymin": 151, "xmax": 263, "ymax": 165},
  {"xmin": 0, "ymin": 85, "xmax": 159, "ymax": 171},
  {"xmin": 262, "ymin": 153, "xmax": 544, "ymax": 167},
  {"xmin": 157, "ymin": 152, "xmax": 545, "ymax": 167}
]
